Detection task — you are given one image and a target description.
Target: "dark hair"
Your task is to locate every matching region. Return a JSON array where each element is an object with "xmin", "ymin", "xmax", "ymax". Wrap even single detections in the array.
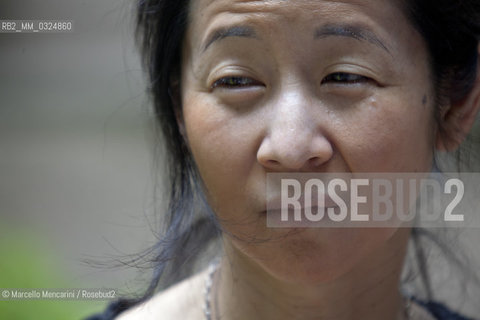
[
  {"xmin": 87, "ymin": 1, "xmax": 480, "ymax": 319},
  {"xmin": 404, "ymin": 0, "xmax": 480, "ymax": 170}
]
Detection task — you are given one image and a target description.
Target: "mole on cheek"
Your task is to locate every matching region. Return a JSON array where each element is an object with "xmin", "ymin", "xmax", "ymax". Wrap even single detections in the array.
[{"xmin": 422, "ymin": 95, "xmax": 427, "ymax": 105}]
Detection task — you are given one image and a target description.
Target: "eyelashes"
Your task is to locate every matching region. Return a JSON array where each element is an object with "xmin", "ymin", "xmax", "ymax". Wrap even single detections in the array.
[
  {"xmin": 211, "ymin": 72, "xmax": 372, "ymax": 91},
  {"xmin": 211, "ymin": 76, "xmax": 264, "ymax": 89},
  {"xmin": 321, "ymin": 72, "xmax": 370, "ymax": 85}
]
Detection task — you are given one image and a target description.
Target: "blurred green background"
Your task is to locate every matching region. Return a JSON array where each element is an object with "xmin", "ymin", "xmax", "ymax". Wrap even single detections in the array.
[
  {"xmin": 0, "ymin": 224, "xmax": 105, "ymax": 319},
  {"xmin": 0, "ymin": 0, "xmax": 156, "ymax": 319}
]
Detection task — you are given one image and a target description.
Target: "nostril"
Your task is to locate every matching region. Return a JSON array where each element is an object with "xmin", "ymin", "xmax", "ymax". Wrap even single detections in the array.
[
  {"xmin": 309, "ymin": 157, "xmax": 323, "ymax": 167},
  {"xmin": 267, "ymin": 159, "xmax": 280, "ymax": 166},
  {"xmin": 257, "ymin": 133, "xmax": 334, "ymax": 170}
]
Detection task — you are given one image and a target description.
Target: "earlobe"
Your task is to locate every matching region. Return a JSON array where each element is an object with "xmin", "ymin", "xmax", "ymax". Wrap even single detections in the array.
[{"xmin": 436, "ymin": 50, "xmax": 480, "ymax": 152}]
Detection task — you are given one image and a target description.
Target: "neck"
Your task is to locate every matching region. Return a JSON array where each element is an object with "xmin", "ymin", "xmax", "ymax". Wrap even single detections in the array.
[{"xmin": 214, "ymin": 229, "xmax": 410, "ymax": 320}]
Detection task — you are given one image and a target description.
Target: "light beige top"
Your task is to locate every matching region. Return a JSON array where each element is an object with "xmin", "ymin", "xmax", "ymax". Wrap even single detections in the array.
[
  {"xmin": 116, "ymin": 269, "xmax": 207, "ymax": 320},
  {"xmin": 117, "ymin": 268, "xmax": 437, "ymax": 320},
  {"xmin": 408, "ymin": 300, "xmax": 437, "ymax": 320}
]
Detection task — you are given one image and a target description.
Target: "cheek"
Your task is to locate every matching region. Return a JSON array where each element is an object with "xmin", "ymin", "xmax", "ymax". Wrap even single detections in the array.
[
  {"xmin": 183, "ymin": 94, "xmax": 247, "ymax": 167},
  {"xmin": 335, "ymin": 93, "xmax": 435, "ymax": 172},
  {"xmin": 182, "ymin": 93, "xmax": 261, "ymax": 214}
]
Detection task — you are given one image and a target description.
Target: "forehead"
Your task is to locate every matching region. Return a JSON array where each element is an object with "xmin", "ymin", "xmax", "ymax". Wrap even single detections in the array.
[
  {"xmin": 189, "ymin": 0, "xmax": 396, "ymax": 15},
  {"xmin": 185, "ymin": 0, "xmax": 411, "ymax": 53}
]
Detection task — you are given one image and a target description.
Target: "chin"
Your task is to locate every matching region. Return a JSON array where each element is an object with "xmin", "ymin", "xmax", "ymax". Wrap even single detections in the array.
[{"xmin": 231, "ymin": 227, "xmax": 399, "ymax": 285}]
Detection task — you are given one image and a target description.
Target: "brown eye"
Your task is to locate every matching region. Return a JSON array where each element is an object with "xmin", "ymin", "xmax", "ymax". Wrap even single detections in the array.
[
  {"xmin": 322, "ymin": 72, "xmax": 370, "ymax": 85},
  {"xmin": 211, "ymin": 76, "xmax": 263, "ymax": 89}
]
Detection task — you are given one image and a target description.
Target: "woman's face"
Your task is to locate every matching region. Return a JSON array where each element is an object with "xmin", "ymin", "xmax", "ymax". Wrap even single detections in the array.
[{"xmin": 180, "ymin": 0, "xmax": 435, "ymax": 283}]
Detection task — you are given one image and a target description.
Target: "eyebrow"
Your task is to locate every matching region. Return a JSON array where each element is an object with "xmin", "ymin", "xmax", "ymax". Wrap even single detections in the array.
[
  {"xmin": 202, "ymin": 23, "xmax": 390, "ymax": 54},
  {"xmin": 314, "ymin": 24, "xmax": 390, "ymax": 54},
  {"xmin": 202, "ymin": 25, "xmax": 258, "ymax": 52}
]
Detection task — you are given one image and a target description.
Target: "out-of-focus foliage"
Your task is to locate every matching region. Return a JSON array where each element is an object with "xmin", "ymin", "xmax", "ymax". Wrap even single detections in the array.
[{"xmin": 0, "ymin": 223, "xmax": 106, "ymax": 320}]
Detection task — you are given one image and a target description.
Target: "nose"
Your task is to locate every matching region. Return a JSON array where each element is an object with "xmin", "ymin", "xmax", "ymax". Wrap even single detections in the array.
[{"xmin": 257, "ymin": 89, "xmax": 333, "ymax": 171}]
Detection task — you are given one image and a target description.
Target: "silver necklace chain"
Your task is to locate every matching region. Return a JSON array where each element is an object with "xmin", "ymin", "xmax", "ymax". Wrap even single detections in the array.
[
  {"xmin": 203, "ymin": 261, "xmax": 219, "ymax": 320},
  {"xmin": 203, "ymin": 261, "xmax": 412, "ymax": 320}
]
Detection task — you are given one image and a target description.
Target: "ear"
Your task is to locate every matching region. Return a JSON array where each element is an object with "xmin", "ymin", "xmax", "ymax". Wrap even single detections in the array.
[
  {"xmin": 169, "ymin": 78, "xmax": 188, "ymax": 141},
  {"xmin": 436, "ymin": 49, "xmax": 480, "ymax": 152}
]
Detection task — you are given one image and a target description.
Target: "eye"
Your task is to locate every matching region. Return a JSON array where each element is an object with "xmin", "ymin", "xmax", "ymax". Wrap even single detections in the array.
[
  {"xmin": 321, "ymin": 72, "xmax": 370, "ymax": 85},
  {"xmin": 211, "ymin": 76, "xmax": 263, "ymax": 89}
]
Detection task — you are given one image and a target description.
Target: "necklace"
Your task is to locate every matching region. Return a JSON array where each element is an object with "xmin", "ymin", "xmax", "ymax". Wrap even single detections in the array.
[
  {"xmin": 203, "ymin": 261, "xmax": 412, "ymax": 320},
  {"xmin": 203, "ymin": 261, "xmax": 219, "ymax": 320}
]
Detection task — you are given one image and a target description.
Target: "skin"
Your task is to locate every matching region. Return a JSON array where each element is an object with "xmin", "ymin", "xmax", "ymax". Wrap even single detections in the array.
[
  {"xmin": 182, "ymin": 0, "xmax": 432, "ymax": 319},
  {"xmin": 119, "ymin": 0, "xmax": 480, "ymax": 319}
]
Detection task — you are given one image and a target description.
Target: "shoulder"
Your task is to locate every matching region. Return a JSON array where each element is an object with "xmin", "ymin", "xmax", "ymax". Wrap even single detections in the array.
[{"xmin": 116, "ymin": 269, "xmax": 208, "ymax": 320}]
